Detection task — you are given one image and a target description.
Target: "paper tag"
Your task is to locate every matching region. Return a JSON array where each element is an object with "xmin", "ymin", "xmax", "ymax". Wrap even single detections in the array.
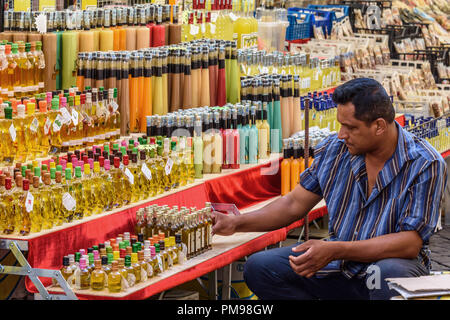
[
  {"xmin": 211, "ymin": 12, "xmax": 218, "ymax": 23},
  {"xmin": 141, "ymin": 266, "xmax": 148, "ymax": 282},
  {"xmin": 146, "ymin": 263, "xmax": 153, "ymax": 278},
  {"xmin": 190, "ymin": 25, "xmax": 199, "ymax": 35},
  {"xmin": 60, "ymin": 108, "xmax": 72, "ymax": 124},
  {"xmin": 9, "ymin": 124, "xmax": 16, "ymax": 142},
  {"xmin": 168, "ymin": 253, "xmax": 173, "ymax": 268},
  {"xmin": 124, "ymin": 168, "xmax": 134, "ymax": 185},
  {"xmin": 25, "ymin": 191, "xmax": 34, "ymax": 213},
  {"xmin": 112, "ymin": 101, "xmax": 119, "ymax": 112},
  {"xmin": 201, "ymin": 23, "xmax": 206, "ymax": 34},
  {"xmin": 180, "ymin": 138, "xmax": 186, "ymax": 150},
  {"xmin": 29, "ymin": 117, "xmax": 39, "ymax": 133},
  {"xmin": 44, "ymin": 118, "xmax": 51, "ymax": 135},
  {"xmin": 210, "ymin": 23, "xmax": 216, "ymax": 34},
  {"xmin": 53, "ymin": 115, "xmax": 63, "ymax": 132},
  {"xmin": 229, "ymin": 12, "xmax": 238, "ymax": 21},
  {"xmin": 141, "ymin": 163, "xmax": 152, "ymax": 180},
  {"xmin": 156, "ymin": 255, "xmax": 164, "ymax": 272},
  {"xmin": 72, "ymin": 109, "xmax": 79, "ymax": 126},
  {"xmin": 165, "ymin": 158, "xmax": 173, "ymax": 175},
  {"xmin": 119, "ymin": 163, "xmax": 124, "ymax": 171},
  {"xmin": 35, "ymin": 12, "xmax": 48, "ymax": 34},
  {"xmin": 62, "ymin": 192, "xmax": 76, "ymax": 211}
]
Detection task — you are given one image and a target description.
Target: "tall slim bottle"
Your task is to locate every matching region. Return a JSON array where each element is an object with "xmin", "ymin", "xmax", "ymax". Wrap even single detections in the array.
[{"xmin": 281, "ymin": 139, "xmax": 291, "ymax": 196}]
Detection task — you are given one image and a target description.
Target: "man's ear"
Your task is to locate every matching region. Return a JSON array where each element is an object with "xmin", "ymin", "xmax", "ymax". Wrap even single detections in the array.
[{"xmin": 374, "ymin": 118, "xmax": 387, "ymax": 136}]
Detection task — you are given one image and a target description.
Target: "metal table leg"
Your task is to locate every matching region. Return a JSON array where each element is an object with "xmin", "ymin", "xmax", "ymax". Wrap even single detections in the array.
[
  {"xmin": 221, "ymin": 264, "xmax": 232, "ymax": 300},
  {"xmin": 208, "ymin": 270, "xmax": 218, "ymax": 300}
]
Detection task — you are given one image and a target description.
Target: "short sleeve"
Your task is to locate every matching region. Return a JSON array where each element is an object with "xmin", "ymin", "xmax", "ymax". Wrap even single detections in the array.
[
  {"xmin": 396, "ymin": 159, "xmax": 447, "ymax": 242},
  {"xmin": 299, "ymin": 135, "xmax": 336, "ymax": 197}
]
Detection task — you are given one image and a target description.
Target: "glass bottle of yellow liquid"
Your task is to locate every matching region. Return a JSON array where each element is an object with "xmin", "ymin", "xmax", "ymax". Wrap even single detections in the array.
[
  {"xmin": 0, "ymin": 45, "xmax": 8, "ymax": 99},
  {"xmin": 90, "ymin": 259, "xmax": 106, "ymax": 291},
  {"xmin": 25, "ymin": 42, "xmax": 36, "ymax": 96},
  {"xmin": 131, "ymin": 252, "xmax": 142, "ymax": 284},
  {"xmin": 138, "ymin": 250, "xmax": 149, "ymax": 282},
  {"xmin": 2, "ymin": 177, "xmax": 16, "ymax": 234},
  {"xmin": 12, "ymin": 43, "xmax": 24, "ymax": 98},
  {"xmin": 28, "ymin": 175, "xmax": 42, "ymax": 234},
  {"xmin": 108, "ymin": 260, "xmax": 122, "ymax": 293},
  {"xmin": 149, "ymin": 246, "xmax": 161, "ymax": 277},
  {"xmin": 34, "ymin": 41, "xmax": 45, "ymax": 95},
  {"xmin": 154, "ymin": 243, "xmax": 165, "ymax": 273},
  {"xmin": 124, "ymin": 255, "xmax": 136, "ymax": 287},
  {"xmin": 76, "ymin": 257, "xmax": 91, "ymax": 290},
  {"xmin": 14, "ymin": 104, "xmax": 28, "ymax": 163},
  {"xmin": 57, "ymin": 256, "xmax": 74, "ymax": 287},
  {"xmin": 26, "ymin": 102, "xmax": 41, "ymax": 160},
  {"xmin": 1, "ymin": 104, "xmax": 15, "ymax": 165}
]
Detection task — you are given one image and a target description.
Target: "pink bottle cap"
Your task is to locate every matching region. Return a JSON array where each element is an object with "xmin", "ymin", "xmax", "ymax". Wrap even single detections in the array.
[
  {"xmin": 79, "ymin": 249, "xmax": 86, "ymax": 256},
  {"xmin": 88, "ymin": 158, "xmax": 94, "ymax": 169},
  {"xmin": 79, "ymin": 258, "xmax": 86, "ymax": 269},
  {"xmin": 60, "ymin": 97, "xmax": 66, "ymax": 108},
  {"xmin": 78, "ymin": 161, "xmax": 84, "ymax": 172},
  {"xmin": 93, "ymin": 250, "xmax": 99, "ymax": 260},
  {"xmin": 134, "ymin": 142, "xmax": 139, "ymax": 147},
  {"xmin": 104, "ymin": 159, "xmax": 110, "ymax": 170},
  {"xmin": 60, "ymin": 159, "xmax": 67, "ymax": 171},
  {"xmin": 121, "ymin": 140, "xmax": 127, "ymax": 147},
  {"xmin": 150, "ymin": 246, "xmax": 156, "ymax": 256}
]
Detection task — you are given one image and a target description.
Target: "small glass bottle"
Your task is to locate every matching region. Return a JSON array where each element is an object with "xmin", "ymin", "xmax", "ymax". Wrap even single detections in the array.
[
  {"xmin": 124, "ymin": 255, "xmax": 136, "ymax": 287},
  {"xmin": 131, "ymin": 252, "xmax": 142, "ymax": 284},
  {"xmin": 76, "ymin": 257, "xmax": 91, "ymax": 290},
  {"xmin": 175, "ymin": 234, "xmax": 187, "ymax": 264},
  {"xmin": 90, "ymin": 259, "xmax": 106, "ymax": 291},
  {"xmin": 108, "ymin": 260, "xmax": 122, "ymax": 293}
]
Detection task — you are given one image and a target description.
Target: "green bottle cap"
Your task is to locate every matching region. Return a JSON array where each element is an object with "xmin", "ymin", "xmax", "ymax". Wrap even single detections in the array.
[
  {"xmin": 132, "ymin": 147, "xmax": 138, "ymax": 154},
  {"xmin": 113, "ymin": 143, "xmax": 119, "ymax": 150},
  {"xmin": 104, "ymin": 144, "xmax": 110, "ymax": 153},
  {"xmin": 27, "ymin": 164, "xmax": 33, "ymax": 170},
  {"xmin": 99, "ymin": 87, "xmax": 104, "ymax": 92},
  {"xmin": 125, "ymin": 255, "xmax": 131, "ymax": 267},
  {"xmin": 88, "ymin": 253, "xmax": 94, "ymax": 264},
  {"xmin": 75, "ymin": 252, "xmax": 81, "ymax": 262},
  {"xmin": 65, "ymin": 168, "xmax": 72, "ymax": 180},
  {"xmin": 4, "ymin": 106, "xmax": 13, "ymax": 119},
  {"xmin": 106, "ymin": 245, "xmax": 113, "ymax": 254},
  {"xmin": 107, "ymin": 253, "xmax": 113, "ymax": 264},
  {"xmin": 119, "ymin": 241, "xmax": 126, "ymax": 249},
  {"xmin": 114, "ymin": 88, "xmax": 118, "ymax": 98},
  {"xmin": 50, "ymin": 168, "xmax": 56, "ymax": 179},
  {"xmin": 51, "ymin": 98, "xmax": 59, "ymax": 110},
  {"xmin": 120, "ymin": 146, "xmax": 127, "ymax": 155},
  {"xmin": 41, "ymin": 164, "xmax": 48, "ymax": 172},
  {"xmin": 56, "ymin": 165, "xmax": 62, "ymax": 172},
  {"xmin": 129, "ymin": 139, "xmax": 134, "ymax": 145},
  {"xmin": 34, "ymin": 167, "xmax": 41, "ymax": 177},
  {"xmin": 21, "ymin": 166, "xmax": 27, "ymax": 177},
  {"xmin": 155, "ymin": 243, "xmax": 160, "ymax": 253},
  {"xmin": 132, "ymin": 243, "xmax": 138, "ymax": 253},
  {"xmin": 124, "ymin": 240, "xmax": 130, "ymax": 247},
  {"xmin": 75, "ymin": 166, "xmax": 82, "ymax": 178},
  {"xmin": 93, "ymin": 245, "xmax": 99, "ymax": 251}
]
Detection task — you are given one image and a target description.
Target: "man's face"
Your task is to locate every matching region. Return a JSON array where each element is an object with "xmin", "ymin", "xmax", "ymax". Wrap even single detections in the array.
[{"xmin": 336, "ymin": 102, "xmax": 378, "ymax": 155}]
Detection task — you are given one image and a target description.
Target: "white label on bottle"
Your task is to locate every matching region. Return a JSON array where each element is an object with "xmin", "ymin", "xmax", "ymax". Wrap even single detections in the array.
[
  {"xmin": 211, "ymin": 12, "xmax": 218, "ymax": 23},
  {"xmin": 156, "ymin": 255, "xmax": 164, "ymax": 272},
  {"xmin": 196, "ymin": 229, "xmax": 201, "ymax": 253},
  {"xmin": 229, "ymin": 12, "xmax": 238, "ymax": 21},
  {"xmin": 141, "ymin": 266, "xmax": 148, "ymax": 282},
  {"xmin": 146, "ymin": 263, "xmax": 153, "ymax": 277},
  {"xmin": 165, "ymin": 158, "xmax": 173, "ymax": 175},
  {"xmin": 168, "ymin": 253, "xmax": 173, "ymax": 268},
  {"xmin": 14, "ymin": 86, "xmax": 22, "ymax": 93},
  {"xmin": 72, "ymin": 109, "xmax": 79, "ymax": 126},
  {"xmin": 60, "ymin": 108, "xmax": 72, "ymax": 124},
  {"xmin": 201, "ymin": 23, "xmax": 206, "ymax": 34},
  {"xmin": 62, "ymin": 192, "xmax": 76, "ymax": 211},
  {"xmin": 181, "ymin": 243, "xmax": 188, "ymax": 258},
  {"xmin": 1, "ymin": 88, "xmax": 7, "ymax": 95},
  {"xmin": 25, "ymin": 191, "xmax": 34, "ymax": 213},
  {"xmin": 9, "ymin": 124, "xmax": 16, "ymax": 142},
  {"xmin": 141, "ymin": 163, "xmax": 152, "ymax": 180},
  {"xmin": 210, "ymin": 23, "xmax": 216, "ymax": 34},
  {"xmin": 53, "ymin": 115, "xmax": 63, "ymax": 132},
  {"xmin": 119, "ymin": 163, "xmax": 124, "ymax": 171},
  {"xmin": 187, "ymin": 234, "xmax": 191, "ymax": 255},
  {"xmin": 44, "ymin": 118, "xmax": 51, "ymax": 135},
  {"xmin": 180, "ymin": 138, "xmax": 186, "ymax": 150},
  {"xmin": 112, "ymin": 101, "xmax": 119, "ymax": 112},
  {"xmin": 124, "ymin": 168, "xmax": 134, "ymax": 185},
  {"xmin": 39, "ymin": 82, "xmax": 45, "ymax": 89},
  {"xmin": 127, "ymin": 273, "xmax": 136, "ymax": 287},
  {"xmin": 190, "ymin": 25, "xmax": 199, "ymax": 35},
  {"xmin": 208, "ymin": 224, "xmax": 212, "ymax": 247},
  {"xmin": 30, "ymin": 117, "xmax": 39, "ymax": 133}
]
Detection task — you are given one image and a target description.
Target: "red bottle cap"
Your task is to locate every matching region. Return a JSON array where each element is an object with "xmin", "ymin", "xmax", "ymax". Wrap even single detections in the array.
[
  {"xmin": 5, "ymin": 177, "xmax": 12, "ymax": 190},
  {"xmin": 120, "ymin": 248, "xmax": 126, "ymax": 258},
  {"xmin": 23, "ymin": 179, "xmax": 30, "ymax": 191},
  {"xmin": 123, "ymin": 155, "xmax": 129, "ymax": 166},
  {"xmin": 99, "ymin": 156, "xmax": 105, "ymax": 167},
  {"xmin": 114, "ymin": 157, "xmax": 120, "ymax": 168}
]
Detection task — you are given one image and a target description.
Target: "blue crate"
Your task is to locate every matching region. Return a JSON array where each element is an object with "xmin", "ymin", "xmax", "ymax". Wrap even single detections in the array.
[
  {"xmin": 307, "ymin": 4, "xmax": 350, "ymax": 23},
  {"xmin": 288, "ymin": 7, "xmax": 334, "ymax": 38},
  {"xmin": 286, "ymin": 12, "xmax": 312, "ymax": 41}
]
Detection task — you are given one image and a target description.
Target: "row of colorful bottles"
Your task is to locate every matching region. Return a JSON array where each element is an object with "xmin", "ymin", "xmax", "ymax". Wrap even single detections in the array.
[
  {"xmin": 0, "ymin": 135, "xmax": 198, "ymax": 235},
  {"xmin": 0, "ymin": 40, "xmax": 45, "ymax": 99},
  {"xmin": 0, "ymin": 86, "xmax": 120, "ymax": 165},
  {"xmin": 405, "ymin": 115, "xmax": 450, "ymax": 153},
  {"xmin": 55, "ymin": 231, "xmax": 188, "ymax": 293}
]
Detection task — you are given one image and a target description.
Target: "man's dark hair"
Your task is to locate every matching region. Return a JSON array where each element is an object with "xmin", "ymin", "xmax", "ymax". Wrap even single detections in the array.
[{"xmin": 332, "ymin": 78, "xmax": 395, "ymax": 124}]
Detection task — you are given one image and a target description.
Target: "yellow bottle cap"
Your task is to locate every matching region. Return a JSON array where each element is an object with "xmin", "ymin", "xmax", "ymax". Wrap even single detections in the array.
[
  {"xmin": 75, "ymin": 95, "xmax": 80, "ymax": 106},
  {"xmin": 27, "ymin": 102, "xmax": 35, "ymax": 115},
  {"xmin": 49, "ymin": 162, "xmax": 56, "ymax": 169},
  {"xmin": 164, "ymin": 238, "xmax": 170, "ymax": 247},
  {"xmin": 170, "ymin": 236, "xmax": 175, "ymax": 247},
  {"xmin": 84, "ymin": 163, "xmax": 91, "ymax": 175},
  {"xmin": 32, "ymin": 160, "xmax": 39, "ymax": 168},
  {"xmin": 131, "ymin": 252, "xmax": 138, "ymax": 263},
  {"xmin": 93, "ymin": 161, "xmax": 100, "ymax": 173},
  {"xmin": 113, "ymin": 251, "xmax": 120, "ymax": 261},
  {"xmin": 66, "ymin": 162, "xmax": 73, "ymax": 171}
]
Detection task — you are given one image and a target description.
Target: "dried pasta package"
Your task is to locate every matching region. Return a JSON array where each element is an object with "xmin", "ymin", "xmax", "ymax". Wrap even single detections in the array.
[
  {"xmin": 383, "ymin": 78, "xmax": 392, "ymax": 96},
  {"xmin": 314, "ymin": 26, "xmax": 325, "ymax": 40},
  {"xmin": 367, "ymin": 47, "xmax": 376, "ymax": 69},
  {"xmin": 392, "ymin": 7, "xmax": 403, "ymax": 25},
  {"xmin": 373, "ymin": 45, "xmax": 383, "ymax": 65},
  {"xmin": 381, "ymin": 45, "xmax": 390, "ymax": 65},
  {"xmin": 430, "ymin": 100, "xmax": 442, "ymax": 118},
  {"xmin": 330, "ymin": 24, "xmax": 339, "ymax": 40},
  {"xmin": 421, "ymin": 26, "xmax": 433, "ymax": 47},
  {"xmin": 354, "ymin": 9, "xmax": 365, "ymax": 29}
]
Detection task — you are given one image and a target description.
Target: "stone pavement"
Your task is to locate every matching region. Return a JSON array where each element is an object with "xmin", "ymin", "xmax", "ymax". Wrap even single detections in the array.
[{"xmin": 429, "ymin": 225, "xmax": 450, "ymax": 271}]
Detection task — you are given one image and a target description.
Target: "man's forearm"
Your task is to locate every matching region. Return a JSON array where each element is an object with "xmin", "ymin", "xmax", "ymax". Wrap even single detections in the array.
[{"xmin": 331, "ymin": 231, "xmax": 423, "ymax": 263}]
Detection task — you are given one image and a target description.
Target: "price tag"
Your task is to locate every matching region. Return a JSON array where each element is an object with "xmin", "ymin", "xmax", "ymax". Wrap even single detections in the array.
[
  {"xmin": 141, "ymin": 163, "xmax": 152, "ymax": 180},
  {"xmin": 119, "ymin": 163, "xmax": 124, "ymax": 171},
  {"xmin": 72, "ymin": 109, "xmax": 79, "ymax": 126},
  {"xmin": 111, "ymin": 101, "xmax": 119, "ymax": 112},
  {"xmin": 211, "ymin": 12, "xmax": 218, "ymax": 23},
  {"xmin": 229, "ymin": 12, "xmax": 238, "ymax": 21},
  {"xmin": 190, "ymin": 25, "xmax": 199, "ymax": 36},
  {"xmin": 201, "ymin": 23, "xmax": 206, "ymax": 34},
  {"xmin": 180, "ymin": 138, "xmax": 186, "ymax": 150},
  {"xmin": 62, "ymin": 192, "xmax": 76, "ymax": 211},
  {"xmin": 210, "ymin": 23, "xmax": 216, "ymax": 34},
  {"xmin": 165, "ymin": 158, "xmax": 173, "ymax": 175},
  {"xmin": 44, "ymin": 118, "xmax": 51, "ymax": 135},
  {"xmin": 60, "ymin": 108, "xmax": 72, "ymax": 124},
  {"xmin": 124, "ymin": 168, "xmax": 134, "ymax": 185},
  {"xmin": 25, "ymin": 191, "xmax": 34, "ymax": 213},
  {"xmin": 156, "ymin": 255, "xmax": 164, "ymax": 272},
  {"xmin": 53, "ymin": 115, "xmax": 63, "ymax": 132},
  {"xmin": 30, "ymin": 117, "xmax": 39, "ymax": 133},
  {"xmin": 9, "ymin": 123, "xmax": 16, "ymax": 142}
]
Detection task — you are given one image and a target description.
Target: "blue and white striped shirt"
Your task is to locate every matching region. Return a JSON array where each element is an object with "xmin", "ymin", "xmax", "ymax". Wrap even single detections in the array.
[{"xmin": 300, "ymin": 122, "xmax": 447, "ymax": 279}]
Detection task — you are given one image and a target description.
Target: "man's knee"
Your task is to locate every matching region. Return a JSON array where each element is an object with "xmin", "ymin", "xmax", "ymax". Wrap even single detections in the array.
[
  {"xmin": 371, "ymin": 258, "xmax": 428, "ymax": 280},
  {"xmin": 243, "ymin": 251, "xmax": 269, "ymax": 284}
]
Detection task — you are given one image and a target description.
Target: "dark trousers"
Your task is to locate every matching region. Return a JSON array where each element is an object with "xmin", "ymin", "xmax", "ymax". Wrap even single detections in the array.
[{"xmin": 243, "ymin": 243, "xmax": 429, "ymax": 300}]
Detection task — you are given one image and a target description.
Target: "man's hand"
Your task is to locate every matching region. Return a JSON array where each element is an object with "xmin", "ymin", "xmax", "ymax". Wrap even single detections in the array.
[
  {"xmin": 288, "ymin": 240, "xmax": 337, "ymax": 278},
  {"xmin": 211, "ymin": 211, "xmax": 238, "ymax": 236}
]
